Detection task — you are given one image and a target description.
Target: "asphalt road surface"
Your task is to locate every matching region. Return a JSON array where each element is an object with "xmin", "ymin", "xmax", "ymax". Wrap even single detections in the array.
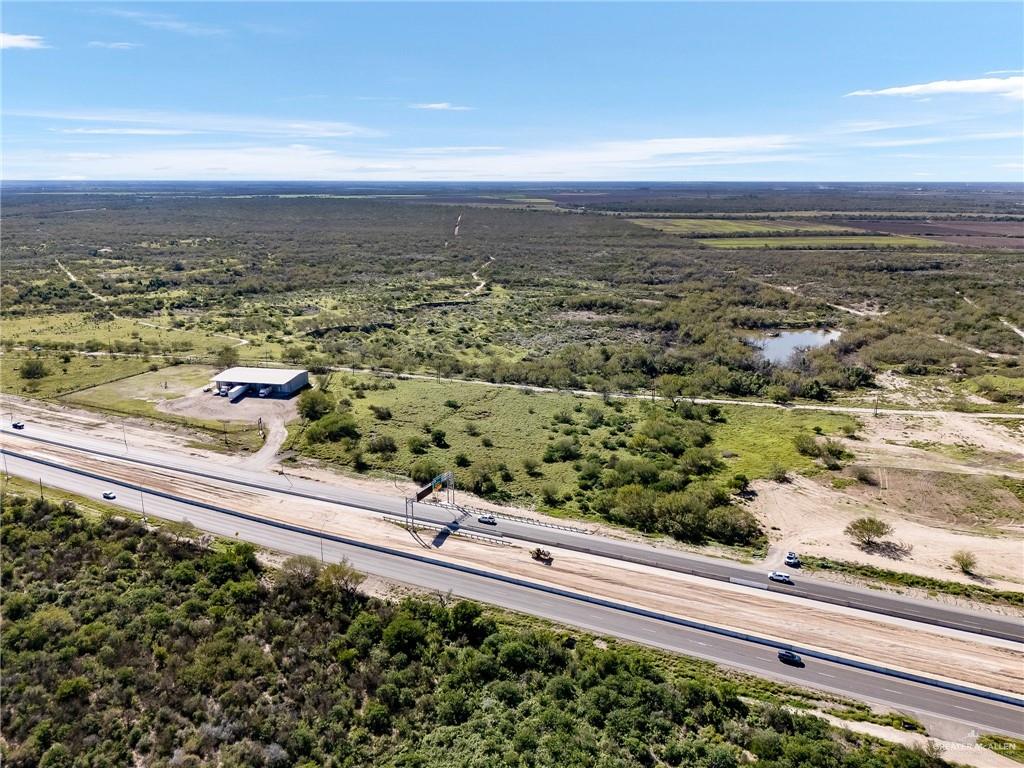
[
  {"xmin": 3, "ymin": 449, "xmax": 1022, "ymax": 737},
  {"xmin": 3, "ymin": 424, "xmax": 1021, "ymax": 644}
]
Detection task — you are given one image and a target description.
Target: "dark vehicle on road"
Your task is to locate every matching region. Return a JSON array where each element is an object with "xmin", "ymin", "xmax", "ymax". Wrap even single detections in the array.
[
  {"xmin": 531, "ymin": 547, "xmax": 553, "ymax": 564},
  {"xmin": 12, "ymin": 421, "xmax": 25, "ymax": 430},
  {"xmin": 102, "ymin": 491, "xmax": 117, "ymax": 500},
  {"xmin": 777, "ymin": 650, "xmax": 803, "ymax": 666}
]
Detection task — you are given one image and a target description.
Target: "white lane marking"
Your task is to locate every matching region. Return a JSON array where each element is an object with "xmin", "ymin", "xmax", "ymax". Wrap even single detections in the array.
[
  {"xmin": 817, "ymin": 672, "xmax": 836, "ymax": 678},
  {"xmin": 952, "ymin": 705, "xmax": 973, "ymax": 712},
  {"xmin": 695, "ymin": 641, "xmax": 709, "ymax": 647},
  {"xmin": 882, "ymin": 688, "xmax": 902, "ymax": 694}
]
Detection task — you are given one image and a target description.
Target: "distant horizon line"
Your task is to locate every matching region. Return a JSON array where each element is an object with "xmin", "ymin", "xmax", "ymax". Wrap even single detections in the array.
[{"xmin": 3, "ymin": 179, "xmax": 1023, "ymax": 185}]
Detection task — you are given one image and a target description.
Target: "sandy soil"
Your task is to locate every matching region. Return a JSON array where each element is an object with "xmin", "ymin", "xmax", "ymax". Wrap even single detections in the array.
[
  {"xmin": 6, "ymin": 436, "xmax": 1021, "ymax": 697},
  {"xmin": 751, "ymin": 474, "xmax": 1023, "ymax": 592},
  {"xmin": 810, "ymin": 711, "xmax": 1022, "ymax": 768},
  {"xmin": 157, "ymin": 387, "xmax": 298, "ymax": 427}
]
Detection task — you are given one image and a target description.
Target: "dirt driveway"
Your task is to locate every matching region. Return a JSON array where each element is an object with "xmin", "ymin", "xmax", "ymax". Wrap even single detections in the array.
[{"xmin": 158, "ymin": 388, "xmax": 298, "ymax": 467}]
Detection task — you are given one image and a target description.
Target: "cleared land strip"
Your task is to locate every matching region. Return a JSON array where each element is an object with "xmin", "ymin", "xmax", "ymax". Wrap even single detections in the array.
[
  {"xmin": 6, "ymin": 423, "xmax": 1021, "ymax": 642},
  {"xmin": 3, "ymin": 439, "xmax": 1021, "ymax": 698}
]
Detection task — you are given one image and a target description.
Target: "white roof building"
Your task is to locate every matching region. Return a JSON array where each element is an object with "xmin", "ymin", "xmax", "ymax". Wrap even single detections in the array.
[{"xmin": 212, "ymin": 367, "xmax": 309, "ymax": 395}]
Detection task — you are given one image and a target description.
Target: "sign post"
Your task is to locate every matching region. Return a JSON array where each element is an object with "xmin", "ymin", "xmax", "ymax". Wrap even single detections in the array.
[{"xmin": 406, "ymin": 470, "xmax": 455, "ymax": 529}]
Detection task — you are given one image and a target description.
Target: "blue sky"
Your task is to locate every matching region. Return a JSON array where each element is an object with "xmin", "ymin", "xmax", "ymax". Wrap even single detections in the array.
[{"xmin": 2, "ymin": 2, "xmax": 1022, "ymax": 181}]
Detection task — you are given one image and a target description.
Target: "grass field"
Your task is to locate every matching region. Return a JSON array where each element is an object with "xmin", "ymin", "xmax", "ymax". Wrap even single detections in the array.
[
  {"xmin": 0, "ymin": 352, "xmax": 155, "ymax": 399},
  {"xmin": 0, "ymin": 311, "xmax": 272, "ymax": 357},
  {"xmin": 629, "ymin": 218, "xmax": 849, "ymax": 235},
  {"xmin": 711, "ymin": 406, "xmax": 858, "ymax": 479},
  {"xmin": 698, "ymin": 235, "xmax": 941, "ymax": 249},
  {"xmin": 62, "ymin": 364, "xmax": 264, "ymax": 451},
  {"xmin": 293, "ymin": 374, "xmax": 857, "ymax": 514}
]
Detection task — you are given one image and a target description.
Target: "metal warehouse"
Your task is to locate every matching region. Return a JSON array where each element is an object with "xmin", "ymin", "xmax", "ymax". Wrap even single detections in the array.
[{"xmin": 211, "ymin": 367, "xmax": 309, "ymax": 397}]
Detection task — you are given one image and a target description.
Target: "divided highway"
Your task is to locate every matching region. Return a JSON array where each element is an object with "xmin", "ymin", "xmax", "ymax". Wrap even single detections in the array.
[
  {"xmin": 2, "ymin": 449, "xmax": 1022, "ymax": 736},
  {"xmin": 3, "ymin": 424, "xmax": 1021, "ymax": 644}
]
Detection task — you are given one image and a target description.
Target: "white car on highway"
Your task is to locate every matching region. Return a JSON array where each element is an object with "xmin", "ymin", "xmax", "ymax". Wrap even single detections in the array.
[
  {"xmin": 477, "ymin": 514, "xmax": 497, "ymax": 525},
  {"xmin": 768, "ymin": 570, "xmax": 793, "ymax": 584},
  {"xmin": 102, "ymin": 491, "xmax": 117, "ymax": 500}
]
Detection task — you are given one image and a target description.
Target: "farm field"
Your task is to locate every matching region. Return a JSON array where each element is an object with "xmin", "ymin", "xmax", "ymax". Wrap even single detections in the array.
[
  {"xmin": 698, "ymin": 235, "xmax": 941, "ymax": 249},
  {"xmin": 629, "ymin": 218, "xmax": 852, "ymax": 235},
  {"xmin": 834, "ymin": 218, "xmax": 1024, "ymax": 249}
]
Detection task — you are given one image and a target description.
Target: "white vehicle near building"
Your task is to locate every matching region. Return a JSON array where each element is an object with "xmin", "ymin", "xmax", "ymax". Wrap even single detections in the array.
[{"xmin": 210, "ymin": 367, "xmax": 308, "ymax": 402}]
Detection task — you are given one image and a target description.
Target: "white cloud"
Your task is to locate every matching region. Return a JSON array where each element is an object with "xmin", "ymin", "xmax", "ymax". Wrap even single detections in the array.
[
  {"xmin": 1, "ymin": 33, "xmax": 48, "ymax": 49},
  {"xmin": 859, "ymin": 130, "xmax": 1024, "ymax": 148},
  {"xmin": 106, "ymin": 10, "xmax": 226, "ymax": 37},
  {"xmin": 409, "ymin": 102, "xmax": 475, "ymax": 111},
  {"xmin": 986, "ymin": 70, "xmax": 1024, "ymax": 76},
  {"xmin": 88, "ymin": 41, "xmax": 142, "ymax": 50},
  {"xmin": 9, "ymin": 109, "xmax": 381, "ymax": 139},
  {"xmin": 2, "ymin": 133, "xmax": 802, "ymax": 181},
  {"xmin": 58, "ymin": 127, "xmax": 196, "ymax": 136},
  {"xmin": 847, "ymin": 76, "xmax": 1024, "ymax": 100}
]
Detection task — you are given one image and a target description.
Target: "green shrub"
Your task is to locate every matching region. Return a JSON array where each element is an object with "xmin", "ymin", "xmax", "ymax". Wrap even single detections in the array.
[
  {"xmin": 306, "ymin": 413, "xmax": 359, "ymax": 443},
  {"xmin": 298, "ymin": 389, "xmax": 335, "ymax": 421},
  {"xmin": 368, "ymin": 434, "xmax": 397, "ymax": 454}
]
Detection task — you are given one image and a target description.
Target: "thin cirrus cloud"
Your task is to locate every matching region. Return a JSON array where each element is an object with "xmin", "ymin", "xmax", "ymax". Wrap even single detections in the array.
[
  {"xmin": 58, "ymin": 127, "xmax": 196, "ymax": 136},
  {"xmin": 10, "ymin": 109, "xmax": 382, "ymax": 139},
  {"xmin": 0, "ymin": 33, "xmax": 48, "ymax": 49},
  {"xmin": 88, "ymin": 41, "xmax": 143, "ymax": 50},
  {"xmin": 409, "ymin": 102, "xmax": 475, "ymax": 111},
  {"xmin": 858, "ymin": 130, "xmax": 1024, "ymax": 148},
  {"xmin": 105, "ymin": 9, "xmax": 226, "ymax": 37},
  {"xmin": 847, "ymin": 75, "xmax": 1024, "ymax": 100}
]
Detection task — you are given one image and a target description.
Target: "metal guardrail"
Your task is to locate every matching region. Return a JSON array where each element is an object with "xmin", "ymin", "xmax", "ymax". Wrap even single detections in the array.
[
  {"xmin": 5, "ymin": 445, "xmax": 1024, "ymax": 711},
  {"xmin": 427, "ymin": 500, "xmax": 591, "ymax": 534},
  {"xmin": 395, "ymin": 518, "xmax": 514, "ymax": 548}
]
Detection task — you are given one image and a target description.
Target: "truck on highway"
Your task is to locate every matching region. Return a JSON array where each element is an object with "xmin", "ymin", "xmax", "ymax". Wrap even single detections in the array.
[{"xmin": 227, "ymin": 384, "xmax": 248, "ymax": 402}]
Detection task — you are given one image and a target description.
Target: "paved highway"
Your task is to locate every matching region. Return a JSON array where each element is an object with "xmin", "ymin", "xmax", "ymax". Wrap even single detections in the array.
[
  {"xmin": 2, "ymin": 449, "xmax": 1022, "ymax": 736},
  {"xmin": 3, "ymin": 424, "xmax": 1021, "ymax": 643}
]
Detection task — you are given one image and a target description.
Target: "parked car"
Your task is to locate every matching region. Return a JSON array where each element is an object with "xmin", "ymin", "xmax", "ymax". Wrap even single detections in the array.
[
  {"xmin": 202, "ymin": 385, "xmax": 212, "ymax": 393},
  {"xmin": 477, "ymin": 514, "xmax": 497, "ymax": 525},
  {"xmin": 768, "ymin": 570, "xmax": 793, "ymax": 584},
  {"xmin": 11, "ymin": 421, "xmax": 25, "ymax": 430},
  {"xmin": 102, "ymin": 491, "xmax": 117, "ymax": 500},
  {"xmin": 777, "ymin": 650, "xmax": 803, "ymax": 666},
  {"xmin": 784, "ymin": 552, "xmax": 801, "ymax": 568},
  {"xmin": 258, "ymin": 386, "xmax": 272, "ymax": 398}
]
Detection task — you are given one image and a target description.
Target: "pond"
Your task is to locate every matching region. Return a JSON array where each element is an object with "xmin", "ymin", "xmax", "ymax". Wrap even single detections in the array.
[{"xmin": 755, "ymin": 328, "xmax": 842, "ymax": 364}]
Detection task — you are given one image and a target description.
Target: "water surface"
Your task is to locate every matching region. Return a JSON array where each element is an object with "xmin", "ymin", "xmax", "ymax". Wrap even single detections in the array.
[{"xmin": 756, "ymin": 329, "xmax": 842, "ymax": 364}]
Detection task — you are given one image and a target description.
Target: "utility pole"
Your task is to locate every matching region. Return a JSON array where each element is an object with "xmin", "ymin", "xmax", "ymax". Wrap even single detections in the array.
[
  {"xmin": 38, "ymin": 477, "xmax": 44, "ymax": 500},
  {"xmin": 121, "ymin": 421, "xmax": 129, "ymax": 451},
  {"xmin": 140, "ymin": 489, "xmax": 147, "ymax": 523}
]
